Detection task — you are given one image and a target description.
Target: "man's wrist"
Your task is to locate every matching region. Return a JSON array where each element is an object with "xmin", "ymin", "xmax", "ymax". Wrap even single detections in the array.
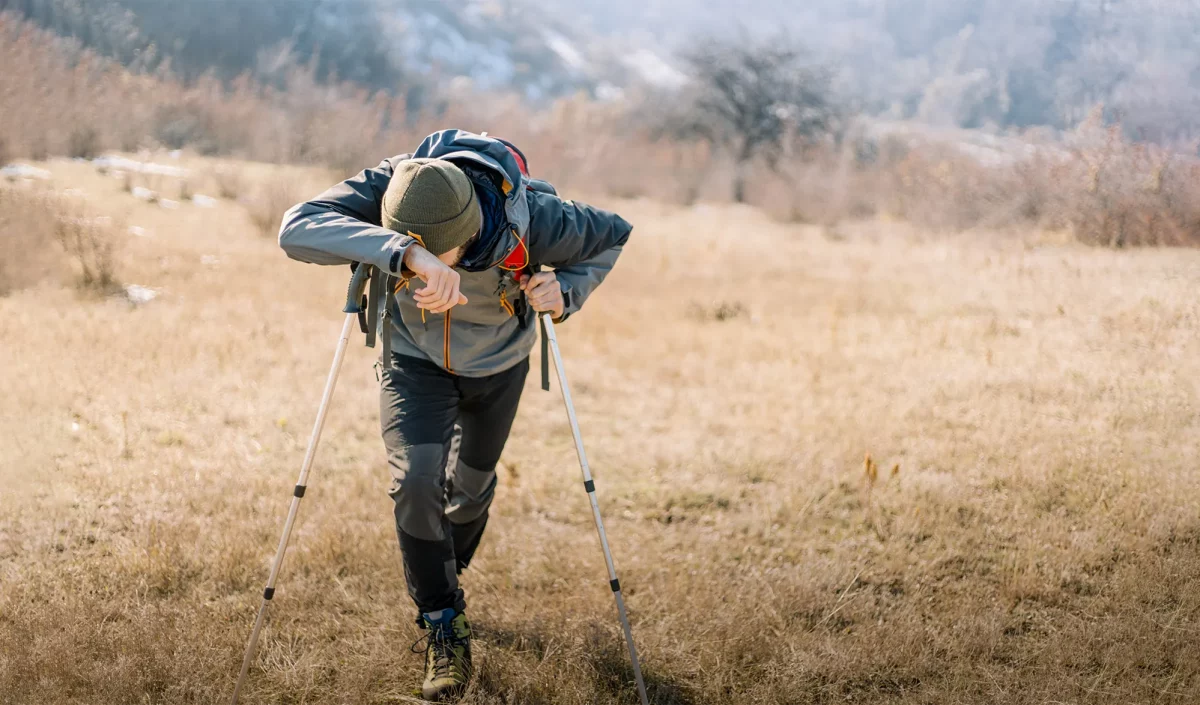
[
  {"xmin": 400, "ymin": 242, "xmax": 427, "ymax": 277},
  {"xmin": 402, "ymin": 243, "xmax": 423, "ymax": 266}
]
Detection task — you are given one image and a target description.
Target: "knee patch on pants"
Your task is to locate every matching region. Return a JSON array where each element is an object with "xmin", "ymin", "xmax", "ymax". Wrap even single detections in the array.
[
  {"xmin": 388, "ymin": 442, "xmax": 448, "ymax": 542},
  {"xmin": 445, "ymin": 459, "xmax": 497, "ymax": 526}
]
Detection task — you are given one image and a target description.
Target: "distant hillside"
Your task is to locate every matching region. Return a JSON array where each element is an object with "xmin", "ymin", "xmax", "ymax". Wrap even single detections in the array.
[
  {"xmin": 7, "ymin": 0, "xmax": 1200, "ymax": 140},
  {"xmin": 2, "ymin": 0, "xmax": 683, "ymax": 105},
  {"xmin": 373, "ymin": 0, "xmax": 685, "ymax": 101}
]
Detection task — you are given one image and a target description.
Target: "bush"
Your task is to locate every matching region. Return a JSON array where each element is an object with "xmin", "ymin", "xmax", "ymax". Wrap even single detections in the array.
[
  {"xmin": 209, "ymin": 166, "xmax": 245, "ymax": 200},
  {"xmin": 244, "ymin": 173, "xmax": 304, "ymax": 238},
  {"xmin": 0, "ymin": 184, "xmax": 120, "ymax": 295},
  {"xmin": 738, "ymin": 114, "xmax": 1200, "ymax": 247},
  {"xmin": 53, "ymin": 202, "xmax": 121, "ymax": 293},
  {"xmin": 66, "ymin": 125, "xmax": 100, "ymax": 159},
  {"xmin": 1051, "ymin": 115, "xmax": 1200, "ymax": 247},
  {"xmin": 152, "ymin": 102, "xmax": 219, "ymax": 155}
]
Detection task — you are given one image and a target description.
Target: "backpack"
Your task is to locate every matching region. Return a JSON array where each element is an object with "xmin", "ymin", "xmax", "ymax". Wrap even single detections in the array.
[{"xmin": 359, "ymin": 130, "xmax": 557, "ymax": 387}]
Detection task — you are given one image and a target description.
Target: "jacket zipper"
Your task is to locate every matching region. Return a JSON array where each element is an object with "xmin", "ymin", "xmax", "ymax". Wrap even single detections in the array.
[
  {"xmin": 443, "ymin": 309, "xmax": 453, "ymax": 373},
  {"xmin": 488, "ymin": 228, "xmax": 524, "ymax": 270}
]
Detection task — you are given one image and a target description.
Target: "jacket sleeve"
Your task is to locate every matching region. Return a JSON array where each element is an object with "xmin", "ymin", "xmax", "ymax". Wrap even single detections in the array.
[
  {"xmin": 278, "ymin": 156, "xmax": 415, "ymax": 274},
  {"xmin": 525, "ymin": 189, "xmax": 633, "ymax": 320}
]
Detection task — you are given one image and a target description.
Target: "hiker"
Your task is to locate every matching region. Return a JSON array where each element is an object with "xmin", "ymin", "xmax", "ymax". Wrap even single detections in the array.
[{"xmin": 277, "ymin": 129, "xmax": 632, "ymax": 701}]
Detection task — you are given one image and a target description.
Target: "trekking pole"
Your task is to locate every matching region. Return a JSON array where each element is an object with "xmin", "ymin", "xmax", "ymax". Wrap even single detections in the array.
[
  {"xmin": 541, "ymin": 313, "xmax": 651, "ymax": 705},
  {"xmin": 230, "ymin": 264, "xmax": 372, "ymax": 705}
]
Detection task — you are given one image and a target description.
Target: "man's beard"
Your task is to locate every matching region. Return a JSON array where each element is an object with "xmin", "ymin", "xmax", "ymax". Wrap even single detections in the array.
[{"xmin": 449, "ymin": 233, "xmax": 479, "ymax": 268}]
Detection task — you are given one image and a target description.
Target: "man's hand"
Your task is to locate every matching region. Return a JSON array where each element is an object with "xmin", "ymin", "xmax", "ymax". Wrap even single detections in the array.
[
  {"xmin": 403, "ymin": 245, "xmax": 468, "ymax": 313},
  {"xmin": 519, "ymin": 271, "xmax": 565, "ymax": 320}
]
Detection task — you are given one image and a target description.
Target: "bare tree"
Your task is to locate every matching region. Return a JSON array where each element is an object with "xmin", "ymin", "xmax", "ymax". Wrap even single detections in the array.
[{"xmin": 677, "ymin": 36, "xmax": 839, "ymax": 202}]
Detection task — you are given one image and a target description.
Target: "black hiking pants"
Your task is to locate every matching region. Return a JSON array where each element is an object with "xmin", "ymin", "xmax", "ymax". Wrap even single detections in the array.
[{"xmin": 380, "ymin": 353, "xmax": 529, "ymax": 615}]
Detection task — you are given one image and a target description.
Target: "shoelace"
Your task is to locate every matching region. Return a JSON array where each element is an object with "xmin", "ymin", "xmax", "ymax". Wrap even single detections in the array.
[{"xmin": 409, "ymin": 623, "xmax": 463, "ymax": 675}]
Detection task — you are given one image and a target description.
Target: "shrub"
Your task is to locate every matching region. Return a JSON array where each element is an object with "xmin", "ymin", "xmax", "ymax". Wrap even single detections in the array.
[
  {"xmin": 209, "ymin": 166, "xmax": 245, "ymax": 200},
  {"xmin": 1053, "ymin": 115, "xmax": 1200, "ymax": 247},
  {"xmin": 0, "ymin": 184, "xmax": 120, "ymax": 295},
  {"xmin": 67, "ymin": 125, "xmax": 100, "ymax": 159},
  {"xmin": 152, "ymin": 102, "xmax": 219, "ymax": 155},
  {"xmin": 53, "ymin": 204, "xmax": 121, "ymax": 293},
  {"xmin": 244, "ymin": 173, "xmax": 303, "ymax": 238}
]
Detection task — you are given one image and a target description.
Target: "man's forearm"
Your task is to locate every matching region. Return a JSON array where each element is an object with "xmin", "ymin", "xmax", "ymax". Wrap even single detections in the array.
[
  {"xmin": 277, "ymin": 156, "xmax": 416, "ymax": 273},
  {"xmin": 279, "ymin": 204, "xmax": 416, "ymax": 273}
]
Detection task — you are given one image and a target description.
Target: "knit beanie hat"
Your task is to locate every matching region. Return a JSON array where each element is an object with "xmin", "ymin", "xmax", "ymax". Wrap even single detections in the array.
[{"xmin": 381, "ymin": 158, "xmax": 481, "ymax": 256}]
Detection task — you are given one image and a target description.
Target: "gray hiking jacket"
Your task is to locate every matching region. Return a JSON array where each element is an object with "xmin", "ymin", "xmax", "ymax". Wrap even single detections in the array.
[{"xmin": 278, "ymin": 130, "xmax": 632, "ymax": 377}]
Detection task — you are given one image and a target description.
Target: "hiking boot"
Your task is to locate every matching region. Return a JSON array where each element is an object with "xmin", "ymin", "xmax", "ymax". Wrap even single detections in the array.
[{"xmin": 415, "ymin": 608, "xmax": 472, "ymax": 701}]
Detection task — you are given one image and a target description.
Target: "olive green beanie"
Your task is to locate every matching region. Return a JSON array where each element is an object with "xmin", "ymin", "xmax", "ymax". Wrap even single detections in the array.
[{"xmin": 381, "ymin": 158, "xmax": 481, "ymax": 256}]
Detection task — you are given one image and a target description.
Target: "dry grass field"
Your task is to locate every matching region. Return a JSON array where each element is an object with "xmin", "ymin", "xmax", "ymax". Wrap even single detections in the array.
[{"xmin": 2, "ymin": 154, "xmax": 1200, "ymax": 704}]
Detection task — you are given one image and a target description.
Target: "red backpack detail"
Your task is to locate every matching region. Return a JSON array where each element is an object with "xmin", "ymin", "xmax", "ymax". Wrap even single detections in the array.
[
  {"xmin": 494, "ymin": 136, "xmax": 531, "ymax": 272},
  {"xmin": 501, "ymin": 235, "xmax": 530, "ymax": 271},
  {"xmin": 497, "ymin": 138, "xmax": 530, "ymax": 177}
]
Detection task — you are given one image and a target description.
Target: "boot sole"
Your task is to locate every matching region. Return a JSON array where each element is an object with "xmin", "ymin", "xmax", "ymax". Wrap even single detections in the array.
[{"xmin": 420, "ymin": 684, "xmax": 466, "ymax": 702}]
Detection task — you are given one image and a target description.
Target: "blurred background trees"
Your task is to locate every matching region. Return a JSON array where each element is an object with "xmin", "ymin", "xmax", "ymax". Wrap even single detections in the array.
[
  {"xmin": 674, "ymin": 38, "xmax": 840, "ymax": 202},
  {"xmin": 5, "ymin": 0, "xmax": 1200, "ymax": 246},
  {"xmin": 5, "ymin": 0, "xmax": 1200, "ymax": 143}
]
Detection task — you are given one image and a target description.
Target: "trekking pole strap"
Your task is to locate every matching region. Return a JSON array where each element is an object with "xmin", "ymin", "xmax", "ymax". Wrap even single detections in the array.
[
  {"xmin": 539, "ymin": 314, "xmax": 550, "ymax": 391},
  {"xmin": 343, "ymin": 263, "xmax": 372, "ymax": 314},
  {"xmin": 380, "ymin": 284, "xmax": 396, "ymax": 367},
  {"xmin": 364, "ymin": 270, "xmax": 387, "ymax": 348},
  {"xmin": 531, "ymin": 264, "xmax": 551, "ymax": 391}
]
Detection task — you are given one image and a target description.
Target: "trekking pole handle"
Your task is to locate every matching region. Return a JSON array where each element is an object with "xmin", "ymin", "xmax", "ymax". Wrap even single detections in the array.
[{"xmin": 343, "ymin": 263, "xmax": 372, "ymax": 314}]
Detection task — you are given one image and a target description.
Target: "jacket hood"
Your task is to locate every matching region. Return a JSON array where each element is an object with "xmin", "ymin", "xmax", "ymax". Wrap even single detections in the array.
[
  {"xmin": 412, "ymin": 129, "xmax": 527, "ymax": 199},
  {"xmin": 412, "ymin": 129, "xmax": 528, "ymax": 272}
]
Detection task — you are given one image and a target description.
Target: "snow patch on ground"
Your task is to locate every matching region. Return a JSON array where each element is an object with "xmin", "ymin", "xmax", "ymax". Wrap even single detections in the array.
[
  {"xmin": 2, "ymin": 164, "xmax": 52, "ymax": 181},
  {"xmin": 131, "ymin": 187, "xmax": 157, "ymax": 202},
  {"xmin": 122, "ymin": 284, "xmax": 159, "ymax": 306},
  {"xmin": 93, "ymin": 155, "xmax": 188, "ymax": 179}
]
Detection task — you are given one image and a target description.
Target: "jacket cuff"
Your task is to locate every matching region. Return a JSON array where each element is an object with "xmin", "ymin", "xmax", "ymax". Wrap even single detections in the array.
[
  {"xmin": 553, "ymin": 283, "xmax": 575, "ymax": 323},
  {"xmin": 387, "ymin": 235, "xmax": 417, "ymax": 275}
]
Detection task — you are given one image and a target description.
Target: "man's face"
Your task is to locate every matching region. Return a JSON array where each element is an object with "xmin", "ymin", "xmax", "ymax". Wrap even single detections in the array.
[{"xmin": 437, "ymin": 231, "xmax": 478, "ymax": 269}]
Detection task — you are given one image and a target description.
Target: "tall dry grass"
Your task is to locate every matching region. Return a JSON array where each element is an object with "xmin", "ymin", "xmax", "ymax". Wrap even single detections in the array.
[
  {"xmin": 0, "ymin": 185, "xmax": 60, "ymax": 294},
  {"xmin": 1, "ymin": 156, "xmax": 1199, "ymax": 704},
  {"xmin": 244, "ymin": 173, "xmax": 310, "ymax": 238}
]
